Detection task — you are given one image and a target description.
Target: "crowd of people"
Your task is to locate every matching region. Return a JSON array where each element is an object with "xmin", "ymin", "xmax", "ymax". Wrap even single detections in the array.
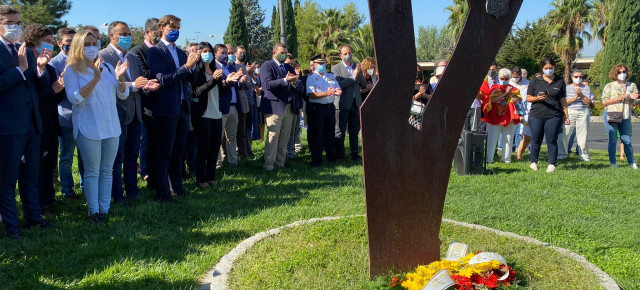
[
  {"xmin": 415, "ymin": 57, "xmax": 639, "ymax": 173},
  {"xmin": 0, "ymin": 3, "xmax": 637, "ymax": 240},
  {"xmin": 0, "ymin": 6, "xmax": 377, "ymax": 239}
]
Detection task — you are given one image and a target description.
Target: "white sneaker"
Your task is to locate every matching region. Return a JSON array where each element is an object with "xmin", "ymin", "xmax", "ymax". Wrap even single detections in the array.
[
  {"xmin": 581, "ymin": 155, "xmax": 590, "ymax": 162},
  {"xmin": 633, "ymin": 163, "xmax": 638, "ymax": 170},
  {"xmin": 546, "ymin": 164, "xmax": 556, "ymax": 173},
  {"xmin": 530, "ymin": 162, "xmax": 538, "ymax": 171}
]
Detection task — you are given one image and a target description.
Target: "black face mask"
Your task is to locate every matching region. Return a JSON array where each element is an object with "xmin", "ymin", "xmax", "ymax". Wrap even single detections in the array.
[
  {"xmin": 237, "ymin": 53, "xmax": 246, "ymax": 62},
  {"xmin": 416, "ymin": 72, "xmax": 423, "ymax": 81}
]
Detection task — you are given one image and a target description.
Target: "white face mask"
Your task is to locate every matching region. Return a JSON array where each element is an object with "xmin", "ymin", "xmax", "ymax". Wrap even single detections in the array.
[
  {"xmin": 618, "ymin": 73, "xmax": 627, "ymax": 81},
  {"xmin": 543, "ymin": 68, "xmax": 555, "ymax": 77},
  {"xmin": 511, "ymin": 77, "xmax": 520, "ymax": 83},
  {"xmin": 255, "ymin": 68, "xmax": 260, "ymax": 75},
  {"xmin": 83, "ymin": 46, "xmax": 99, "ymax": 60},
  {"xmin": 367, "ymin": 68, "xmax": 374, "ymax": 75},
  {"xmin": 3, "ymin": 24, "xmax": 22, "ymax": 43},
  {"xmin": 572, "ymin": 77, "xmax": 582, "ymax": 84}
]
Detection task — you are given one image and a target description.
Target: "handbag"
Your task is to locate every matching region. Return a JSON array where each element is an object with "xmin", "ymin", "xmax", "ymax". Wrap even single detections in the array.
[
  {"xmin": 410, "ymin": 100, "xmax": 426, "ymax": 116},
  {"xmin": 607, "ymin": 111, "xmax": 623, "ymax": 124}
]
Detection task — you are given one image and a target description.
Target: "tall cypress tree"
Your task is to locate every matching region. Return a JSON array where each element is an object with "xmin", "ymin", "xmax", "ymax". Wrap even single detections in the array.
[
  {"xmin": 243, "ymin": 0, "xmax": 272, "ymax": 62},
  {"xmin": 271, "ymin": 1, "xmax": 298, "ymax": 57},
  {"xmin": 223, "ymin": 0, "xmax": 249, "ymax": 50},
  {"xmin": 272, "ymin": 5, "xmax": 280, "ymax": 45},
  {"xmin": 600, "ymin": 0, "xmax": 640, "ymax": 85}
]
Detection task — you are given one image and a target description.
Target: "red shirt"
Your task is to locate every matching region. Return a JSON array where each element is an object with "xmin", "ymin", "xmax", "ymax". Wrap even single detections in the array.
[{"xmin": 479, "ymin": 81, "xmax": 521, "ymax": 126}]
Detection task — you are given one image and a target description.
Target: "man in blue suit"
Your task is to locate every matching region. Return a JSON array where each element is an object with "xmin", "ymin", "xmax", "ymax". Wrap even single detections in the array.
[
  {"xmin": 0, "ymin": 5, "xmax": 52, "ymax": 239},
  {"xmin": 259, "ymin": 43, "xmax": 301, "ymax": 171},
  {"xmin": 147, "ymin": 14, "xmax": 199, "ymax": 203}
]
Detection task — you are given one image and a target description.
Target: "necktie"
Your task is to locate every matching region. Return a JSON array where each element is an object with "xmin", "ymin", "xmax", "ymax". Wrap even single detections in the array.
[
  {"xmin": 7, "ymin": 43, "xmax": 18, "ymax": 66},
  {"xmin": 279, "ymin": 63, "xmax": 286, "ymax": 75}
]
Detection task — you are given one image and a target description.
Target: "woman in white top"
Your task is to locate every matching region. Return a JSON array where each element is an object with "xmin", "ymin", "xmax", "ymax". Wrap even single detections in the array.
[{"xmin": 64, "ymin": 30, "xmax": 129, "ymax": 222}]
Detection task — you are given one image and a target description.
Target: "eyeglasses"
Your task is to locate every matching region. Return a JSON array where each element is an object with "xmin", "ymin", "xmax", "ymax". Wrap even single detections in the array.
[
  {"xmin": 618, "ymin": 70, "xmax": 627, "ymax": 74},
  {"xmin": 498, "ymin": 78, "xmax": 508, "ymax": 81},
  {"xmin": 0, "ymin": 21, "xmax": 22, "ymax": 26}
]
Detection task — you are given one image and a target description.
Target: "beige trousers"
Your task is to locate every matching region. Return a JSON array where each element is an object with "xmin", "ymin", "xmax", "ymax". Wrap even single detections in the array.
[{"xmin": 264, "ymin": 104, "xmax": 294, "ymax": 170}]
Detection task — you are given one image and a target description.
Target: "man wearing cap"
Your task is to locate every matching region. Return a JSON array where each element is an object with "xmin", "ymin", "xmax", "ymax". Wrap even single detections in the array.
[{"xmin": 306, "ymin": 54, "xmax": 342, "ymax": 167}]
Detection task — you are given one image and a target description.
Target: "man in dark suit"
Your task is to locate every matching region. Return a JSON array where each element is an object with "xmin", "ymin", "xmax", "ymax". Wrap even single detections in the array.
[
  {"xmin": 0, "ymin": 5, "xmax": 52, "ymax": 239},
  {"xmin": 100, "ymin": 21, "xmax": 159, "ymax": 204},
  {"xmin": 259, "ymin": 43, "xmax": 301, "ymax": 171},
  {"xmin": 130, "ymin": 18, "xmax": 160, "ymax": 186},
  {"xmin": 331, "ymin": 45, "xmax": 367, "ymax": 161},
  {"xmin": 147, "ymin": 14, "xmax": 199, "ymax": 202}
]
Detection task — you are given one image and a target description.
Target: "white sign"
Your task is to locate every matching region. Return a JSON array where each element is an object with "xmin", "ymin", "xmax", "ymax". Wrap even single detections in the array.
[
  {"xmin": 468, "ymin": 252, "xmax": 509, "ymax": 280},
  {"xmin": 422, "ymin": 269, "xmax": 455, "ymax": 290},
  {"xmin": 445, "ymin": 242, "xmax": 469, "ymax": 261}
]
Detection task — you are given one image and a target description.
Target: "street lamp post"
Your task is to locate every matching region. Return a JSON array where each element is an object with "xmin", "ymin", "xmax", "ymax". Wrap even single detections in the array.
[
  {"xmin": 278, "ymin": 0, "xmax": 287, "ymax": 46},
  {"xmin": 194, "ymin": 31, "xmax": 200, "ymax": 43}
]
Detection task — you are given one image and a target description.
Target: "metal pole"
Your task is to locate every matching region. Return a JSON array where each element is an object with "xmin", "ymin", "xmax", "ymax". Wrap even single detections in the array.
[{"xmin": 278, "ymin": 0, "xmax": 287, "ymax": 46}]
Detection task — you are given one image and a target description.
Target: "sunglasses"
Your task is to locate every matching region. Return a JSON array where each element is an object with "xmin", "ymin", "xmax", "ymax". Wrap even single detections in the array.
[{"xmin": 618, "ymin": 71, "xmax": 627, "ymax": 74}]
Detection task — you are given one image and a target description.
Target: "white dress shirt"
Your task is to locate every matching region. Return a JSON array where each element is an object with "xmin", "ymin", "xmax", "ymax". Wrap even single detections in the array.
[
  {"xmin": 306, "ymin": 71, "xmax": 339, "ymax": 104},
  {"xmin": 64, "ymin": 63, "xmax": 129, "ymax": 140}
]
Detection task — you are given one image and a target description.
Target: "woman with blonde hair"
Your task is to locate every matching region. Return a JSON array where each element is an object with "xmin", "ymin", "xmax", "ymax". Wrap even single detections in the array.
[
  {"xmin": 360, "ymin": 57, "xmax": 377, "ymax": 101},
  {"xmin": 64, "ymin": 30, "xmax": 130, "ymax": 222},
  {"xmin": 601, "ymin": 63, "xmax": 639, "ymax": 169}
]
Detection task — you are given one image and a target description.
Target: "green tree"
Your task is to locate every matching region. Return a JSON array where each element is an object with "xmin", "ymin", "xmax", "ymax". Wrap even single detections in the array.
[
  {"xmin": 272, "ymin": 0, "xmax": 298, "ymax": 57},
  {"xmin": 495, "ymin": 18, "xmax": 564, "ymax": 77},
  {"xmin": 295, "ymin": 0, "xmax": 322, "ymax": 69},
  {"xmin": 415, "ymin": 25, "xmax": 455, "ymax": 62},
  {"xmin": 224, "ymin": 0, "xmax": 249, "ymax": 51},
  {"xmin": 600, "ymin": 0, "xmax": 640, "ymax": 85},
  {"xmin": 548, "ymin": 0, "xmax": 592, "ymax": 83},
  {"xmin": 589, "ymin": 0, "xmax": 614, "ymax": 46},
  {"xmin": 445, "ymin": 0, "xmax": 468, "ymax": 40},
  {"xmin": 351, "ymin": 23, "xmax": 373, "ymax": 63},
  {"xmin": 243, "ymin": 0, "xmax": 272, "ymax": 62},
  {"xmin": 130, "ymin": 26, "xmax": 145, "ymax": 47},
  {"xmin": 6, "ymin": 0, "xmax": 71, "ymax": 32}
]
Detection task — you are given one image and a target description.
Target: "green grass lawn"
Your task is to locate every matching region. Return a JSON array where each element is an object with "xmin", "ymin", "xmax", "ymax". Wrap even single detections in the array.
[{"xmin": 0, "ymin": 139, "xmax": 638, "ymax": 289}]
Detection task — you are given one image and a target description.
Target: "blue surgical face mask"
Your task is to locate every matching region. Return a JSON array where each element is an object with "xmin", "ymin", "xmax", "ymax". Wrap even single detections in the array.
[
  {"xmin": 217, "ymin": 54, "xmax": 228, "ymax": 64},
  {"xmin": 201, "ymin": 52, "xmax": 213, "ymax": 63},
  {"xmin": 228, "ymin": 54, "xmax": 236, "ymax": 63},
  {"xmin": 37, "ymin": 42, "xmax": 54, "ymax": 54},
  {"xmin": 500, "ymin": 80, "xmax": 509, "ymax": 86},
  {"xmin": 117, "ymin": 35, "xmax": 132, "ymax": 50},
  {"xmin": 316, "ymin": 64, "xmax": 326, "ymax": 73},
  {"xmin": 543, "ymin": 68, "xmax": 555, "ymax": 77},
  {"xmin": 166, "ymin": 30, "xmax": 179, "ymax": 43}
]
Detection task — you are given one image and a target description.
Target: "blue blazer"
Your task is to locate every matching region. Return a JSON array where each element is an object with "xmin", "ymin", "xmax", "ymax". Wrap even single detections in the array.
[
  {"xmin": 0, "ymin": 44, "xmax": 50, "ymax": 135},
  {"xmin": 259, "ymin": 59, "xmax": 300, "ymax": 115},
  {"xmin": 218, "ymin": 62, "xmax": 243, "ymax": 115},
  {"xmin": 147, "ymin": 41, "xmax": 195, "ymax": 118}
]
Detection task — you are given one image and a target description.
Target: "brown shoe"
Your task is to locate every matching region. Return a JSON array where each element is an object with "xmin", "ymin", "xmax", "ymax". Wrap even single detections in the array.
[
  {"xmin": 207, "ymin": 180, "xmax": 217, "ymax": 186},
  {"xmin": 170, "ymin": 191, "xmax": 178, "ymax": 197},
  {"xmin": 198, "ymin": 182, "xmax": 210, "ymax": 188}
]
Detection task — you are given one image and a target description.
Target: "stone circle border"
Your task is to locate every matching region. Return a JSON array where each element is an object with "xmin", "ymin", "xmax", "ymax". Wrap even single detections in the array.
[{"xmin": 197, "ymin": 215, "xmax": 619, "ymax": 290}]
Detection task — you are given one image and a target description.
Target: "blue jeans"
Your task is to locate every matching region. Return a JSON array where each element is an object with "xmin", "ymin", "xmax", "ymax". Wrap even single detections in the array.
[
  {"xmin": 605, "ymin": 118, "xmax": 634, "ymax": 165},
  {"xmin": 76, "ymin": 132, "xmax": 119, "ymax": 215},
  {"xmin": 58, "ymin": 126, "xmax": 84, "ymax": 196},
  {"xmin": 513, "ymin": 123, "xmax": 523, "ymax": 151},
  {"xmin": 529, "ymin": 116, "xmax": 563, "ymax": 165},
  {"xmin": 112, "ymin": 119, "xmax": 142, "ymax": 201}
]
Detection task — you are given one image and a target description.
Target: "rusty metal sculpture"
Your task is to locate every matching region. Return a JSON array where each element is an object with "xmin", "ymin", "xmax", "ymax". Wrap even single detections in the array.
[{"xmin": 361, "ymin": 0, "xmax": 523, "ymax": 277}]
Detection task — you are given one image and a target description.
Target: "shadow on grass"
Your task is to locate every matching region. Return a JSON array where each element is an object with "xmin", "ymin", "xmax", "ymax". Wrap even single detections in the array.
[{"xmin": 0, "ymin": 151, "xmax": 360, "ymax": 288}]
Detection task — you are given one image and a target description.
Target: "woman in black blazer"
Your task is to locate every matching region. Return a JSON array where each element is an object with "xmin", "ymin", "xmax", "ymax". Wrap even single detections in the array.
[{"xmin": 191, "ymin": 42, "xmax": 225, "ymax": 188}]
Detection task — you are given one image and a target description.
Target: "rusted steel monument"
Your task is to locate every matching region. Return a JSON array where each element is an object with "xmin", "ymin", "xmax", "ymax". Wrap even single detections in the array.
[{"xmin": 361, "ymin": 0, "xmax": 523, "ymax": 277}]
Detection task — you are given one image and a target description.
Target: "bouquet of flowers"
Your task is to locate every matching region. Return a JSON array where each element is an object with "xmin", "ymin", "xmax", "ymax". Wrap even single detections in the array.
[{"xmin": 390, "ymin": 243, "xmax": 517, "ymax": 290}]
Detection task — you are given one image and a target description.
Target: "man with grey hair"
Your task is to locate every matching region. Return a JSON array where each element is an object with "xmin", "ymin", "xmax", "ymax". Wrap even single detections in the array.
[{"xmin": 0, "ymin": 4, "xmax": 52, "ymax": 239}]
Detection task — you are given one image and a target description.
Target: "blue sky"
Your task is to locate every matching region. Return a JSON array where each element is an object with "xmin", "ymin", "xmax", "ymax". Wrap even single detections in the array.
[{"xmin": 61, "ymin": 0, "xmax": 600, "ymax": 57}]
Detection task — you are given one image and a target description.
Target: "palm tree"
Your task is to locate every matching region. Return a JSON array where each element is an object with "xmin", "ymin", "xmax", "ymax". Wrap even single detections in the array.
[
  {"xmin": 445, "ymin": 0, "xmax": 469, "ymax": 40},
  {"xmin": 351, "ymin": 24, "xmax": 374, "ymax": 63},
  {"xmin": 589, "ymin": 0, "xmax": 614, "ymax": 46},
  {"xmin": 548, "ymin": 0, "xmax": 592, "ymax": 83},
  {"xmin": 313, "ymin": 8, "xmax": 352, "ymax": 53}
]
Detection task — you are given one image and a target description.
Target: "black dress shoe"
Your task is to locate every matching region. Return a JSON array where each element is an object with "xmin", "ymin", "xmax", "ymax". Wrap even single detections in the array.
[
  {"xmin": 64, "ymin": 193, "xmax": 80, "ymax": 199},
  {"xmin": 6, "ymin": 232, "xmax": 24, "ymax": 240},
  {"xmin": 89, "ymin": 214, "xmax": 103, "ymax": 224},
  {"xmin": 176, "ymin": 190, "xmax": 189, "ymax": 197},
  {"xmin": 25, "ymin": 220, "xmax": 53, "ymax": 230},
  {"xmin": 350, "ymin": 154, "xmax": 362, "ymax": 161}
]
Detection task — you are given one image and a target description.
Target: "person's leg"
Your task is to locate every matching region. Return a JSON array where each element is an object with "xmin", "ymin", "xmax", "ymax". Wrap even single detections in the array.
[
  {"xmin": 528, "ymin": 117, "xmax": 545, "ymax": 164},
  {"xmin": 575, "ymin": 108, "xmax": 590, "ymax": 161},
  {"xmin": 0, "ymin": 134, "xmax": 29, "ymax": 235},
  {"xmin": 620, "ymin": 141, "xmax": 625, "ymax": 161},
  {"xmin": 605, "ymin": 121, "xmax": 618, "ymax": 165},
  {"xmin": 123, "ymin": 119, "xmax": 141, "ymax": 199},
  {"xmin": 38, "ymin": 131, "xmax": 58, "ymax": 207},
  {"xmin": 168, "ymin": 110, "xmax": 190, "ymax": 194},
  {"xmin": 75, "ymin": 132, "xmax": 101, "ymax": 215},
  {"xmin": 207, "ymin": 118, "xmax": 223, "ymax": 182},
  {"xmin": 58, "ymin": 126, "xmax": 76, "ymax": 196},
  {"xmin": 219, "ymin": 114, "xmax": 229, "ymax": 166},
  {"xmin": 17, "ymin": 125, "xmax": 44, "ymax": 226},
  {"xmin": 153, "ymin": 116, "xmax": 178, "ymax": 199},
  {"xmin": 485, "ymin": 124, "xmax": 499, "ymax": 163},
  {"xmin": 99, "ymin": 136, "xmax": 119, "ymax": 214},
  {"xmin": 324, "ymin": 106, "xmax": 337, "ymax": 162},
  {"xmin": 236, "ymin": 111, "xmax": 247, "ymax": 157},
  {"xmin": 544, "ymin": 116, "xmax": 562, "ymax": 166},
  {"xmin": 276, "ymin": 105, "xmax": 294, "ymax": 167},
  {"xmin": 287, "ymin": 115, "xmax": 296, "ymax": 158},
  {"xmin": 347, "ymin": 105, "xmax": 361, "ymax": 159},
  {"xmin": 502, "ymin": 123, "xmax": 516, "ymax": 163},
  {"xmin": 193, "ymin": 117, "xmax": 211, "ymax": 184},
  {"xmin": 142, "ymin": 114, "xmax": 157, "ymax": 187},
  {"xmin": 335, "ymin": 109, "xmax": 347, "ymax": 159},
  {"xmin": 556, "ymin": 123, "xmax": 567, "ymax": 160},
  {"xmin": 139, "ymin": 120, "xmax": 148, "ymax": 178},
  {"xmin": 225, "ymin": 107, "xmax": 239, "ymax": 165},
  {"xmin": 307, "ymin": 104, "xmax": 322, "ymax": 165},
  {"xmin": 263, "ymin": 113, "xmax": 283, "ymax": 170},
  {"xmin": 618, "ymin": 119, "xmax": 635, "ymax": 165},
  {"xmin": 294, "ymin": 114, "xmax": 302, "ymax": 153},
  {"xmin": 111, "ymin": 124, "xmax": 127, "ymax": 203},
  {"xmin": 513, "ymin": 123, "xmax": 523, "ymax": 152},
  {"xmin": 184, "ymin": 130, "xmax": 197, "ymax": 176}
]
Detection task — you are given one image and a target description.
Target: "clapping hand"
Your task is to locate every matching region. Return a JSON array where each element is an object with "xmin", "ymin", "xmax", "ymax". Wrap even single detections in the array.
[
  {"xmin": 630, "ymin": 92, "xmax": 639, "ymax": 100},
  {"xmin": 285, "ymin": 72, "xmax": 298, "ymax": 83},
  {"xmin": 37, "ymin": 48, "xmax": 52, "ymax": 70},
  {"xmin": 143, "ymin": 79, "xmax": 160, "ymax": 91},
  {"xmin": 352, "ymin": 63, "xmax": 360, "ymax": 78},
  {"xmin": 335, "ymin": 88, "xmax": 342, "ymax": 96},
  {"xmin": 213, "ymin": 69, "xmax": 223, "ymax": 80},
  {"xmin": 134, "ymin": 76, "xmax": 148, "ymax": 89},
  {"xmin": 574, "ymin": 87, "xmax": 582, "ymax": 95},
  {"xmin": 185, "ymin": 50, "xmax": 200, "ymax": 69},
  {"xmin": 17, "ymin": 43, "xmax": 28, "ymax": 72},
  {"xmin": 115, "ymin": 59, "xmax": 130, "ymax": 80},
  {"xmin": 89, "ymin": 58, "xmax": 102, "ymax": 80}
]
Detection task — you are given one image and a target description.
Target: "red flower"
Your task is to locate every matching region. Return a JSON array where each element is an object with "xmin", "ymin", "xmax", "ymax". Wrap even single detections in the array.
[
  {"xmin": 390, "ymin": 276, "xmax": 399, "ymax": 287},
  {"xmin": 484, "ymin": 274, "xmax": 498, "ymax": 288},
  {"xmin": 452, "ymin": 275, "xmax": 473, "ymax": 290}
]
